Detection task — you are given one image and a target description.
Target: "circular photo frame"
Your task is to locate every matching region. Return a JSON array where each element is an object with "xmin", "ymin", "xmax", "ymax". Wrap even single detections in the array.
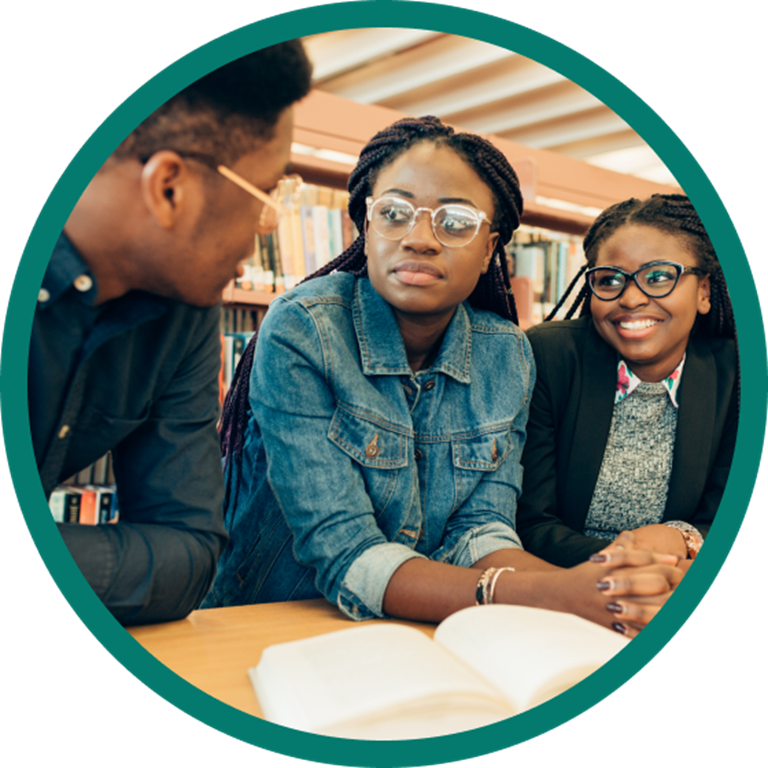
[{"xmin": 3, "ymin": 3, "xmax": 765, "ymax": 766}]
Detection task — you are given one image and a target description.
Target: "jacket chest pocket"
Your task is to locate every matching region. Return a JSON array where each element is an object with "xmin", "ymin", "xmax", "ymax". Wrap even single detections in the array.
[
  {"xmin": 328, "ymin": 405, "xmax": 410, "ymax": 516},
  {"xmin": 451, "ymin": 423, "xmax": 516, "ymax": 504}
]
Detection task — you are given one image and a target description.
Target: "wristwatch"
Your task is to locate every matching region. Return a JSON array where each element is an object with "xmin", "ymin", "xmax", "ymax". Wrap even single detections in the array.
[{"xmin": 665, "ymin": 521, "xmax": 704, "ymax": 559}]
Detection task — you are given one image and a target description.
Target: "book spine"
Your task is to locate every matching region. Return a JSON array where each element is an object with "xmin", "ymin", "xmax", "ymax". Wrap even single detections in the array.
[
  {"xmin": 64, "ymin": 490, "xmax": 82, "ymax": 523},
  {"xmin": 312, "ymin": 206, "xmax": 332, "ymax": 269},
  {"xmin": 49, "ymin": 487, "xmax": 67, "ymax": 522},
  {"xmin": 97, "ymin": 488, "xmax": 114, "ymax": 524},
  {"xmin": 301, "ymin": 206, "xmax": 316, "ymax": 276},
  {"xmin": 329, "ymin": 207, "xmax": 344, "ymax": 262},
  {"xmin": 109, "ymin": 490, "xmax": 120, "ymax": 523},
  {"xmin": 276, "ymin": 216, "xmax": 294, "ymax": 289},
  {"xmin": 340, "ymin": 209, "xmax": 355, "ymax": 252},
  {"xmin": 75, "ymin": 486, "xmax": 98, "ymax": 525},
  {"xmin": 289, "ymin": 207, "xmax": 306, "ymax": 283}
]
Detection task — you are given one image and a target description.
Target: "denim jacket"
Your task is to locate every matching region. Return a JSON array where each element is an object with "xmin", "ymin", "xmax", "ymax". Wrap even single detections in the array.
[{"xmin": 204, "ymin": 273, "xmax": 535, "ymax": 620}]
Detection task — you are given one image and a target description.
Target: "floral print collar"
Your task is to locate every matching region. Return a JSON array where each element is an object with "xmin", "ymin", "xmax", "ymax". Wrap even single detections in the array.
[{"xmin": 616, "ymin": 355, "xmax": 685, "ymax": 408}]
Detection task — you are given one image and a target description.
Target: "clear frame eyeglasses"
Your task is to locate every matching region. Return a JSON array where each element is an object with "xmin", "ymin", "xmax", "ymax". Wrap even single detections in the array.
[
  {"xmin": 365, "ymin": 195, "xmax": 491, "ymax": 248},
  {"xmin": 217, "ymin": 166, "xmax": 303, "ymax": 233},
  {"xmin": 586, "ymin": 260, "xmax": 709, "ymax": 301}
]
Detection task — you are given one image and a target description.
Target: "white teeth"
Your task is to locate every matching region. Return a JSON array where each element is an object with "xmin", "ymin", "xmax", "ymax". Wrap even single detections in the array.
[{"xmin": 618, "ymin": 319, "xmax": 660, "ymax": 330}]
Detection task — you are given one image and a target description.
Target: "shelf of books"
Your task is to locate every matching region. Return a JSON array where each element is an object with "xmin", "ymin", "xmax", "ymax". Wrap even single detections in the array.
[
  {"xmin": 49, "ymin": 453, "xmax": 119, "ymax": 525},
  {"xmin": 506, "ymin": 225, "xmax": 586, "ymax": 328},
  {"xmin": 225, "ymin": 182, "xmax": 358, "ymax": 302}
]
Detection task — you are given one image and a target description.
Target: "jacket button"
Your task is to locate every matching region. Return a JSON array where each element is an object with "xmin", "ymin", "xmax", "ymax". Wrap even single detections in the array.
[
  {"xmin": 414, "ymin": 448, "xmax": 423, "ymax": 461},
  {"xmin": 58, "ymin": 425, "xmax": 70, "ymax": 439},
  {"xmin": 423, "ymin": 381, "xmax": 435, "ymax": 391},
  {"xmin": 365, "ymin": 434, "xmax": 379, "ymax": 458}
]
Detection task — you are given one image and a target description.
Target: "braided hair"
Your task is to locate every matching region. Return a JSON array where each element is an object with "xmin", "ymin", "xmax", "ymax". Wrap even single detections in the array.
[
  {"xmin": 220, "ymin": 115, "xmax": 525, "ymax": 502},
  {"xmin": 549, "ymin": 193, "xmax": 736, "ymax": 341}
]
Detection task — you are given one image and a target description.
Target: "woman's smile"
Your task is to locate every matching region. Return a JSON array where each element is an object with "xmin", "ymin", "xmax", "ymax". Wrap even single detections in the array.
[{"xmin": 611, "ymin": 313, "xmax": 664, "ymax": 337}]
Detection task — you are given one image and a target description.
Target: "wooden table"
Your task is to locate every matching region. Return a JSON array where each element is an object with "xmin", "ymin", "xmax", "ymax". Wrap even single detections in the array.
[{"xmin": 128, "ymin": 599, "xmax": 437, "ymax": 718}]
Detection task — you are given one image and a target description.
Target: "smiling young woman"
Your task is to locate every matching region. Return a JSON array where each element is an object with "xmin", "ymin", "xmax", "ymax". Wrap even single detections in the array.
[
  {"xmin": 203, "ymin": 118, "xmax": 685, "ymax": 638},
  {"xmin": 516, "ymin": 194, "xmax": 739, "ymax": 567}
]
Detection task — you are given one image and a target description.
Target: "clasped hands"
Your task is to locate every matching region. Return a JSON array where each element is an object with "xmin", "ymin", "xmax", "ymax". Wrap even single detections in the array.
[{"xmin": 577, "ymin": 530, "xmax": 689, "ymax": 638}]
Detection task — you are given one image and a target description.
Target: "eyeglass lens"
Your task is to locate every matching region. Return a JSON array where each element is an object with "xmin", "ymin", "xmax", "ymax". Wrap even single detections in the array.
[
  {"xmin": 369, "ymin": 197, "xmax": 481, "ymax": 247},
  {"xmin": 589, "ymin": 263, "xmax": 682, "ymax": 300}
]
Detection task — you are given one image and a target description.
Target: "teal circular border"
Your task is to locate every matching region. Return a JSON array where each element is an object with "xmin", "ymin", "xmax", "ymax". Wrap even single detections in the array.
[{"xmin": 3, "ymin": 2, "xmax": 765, "ymax": 766}]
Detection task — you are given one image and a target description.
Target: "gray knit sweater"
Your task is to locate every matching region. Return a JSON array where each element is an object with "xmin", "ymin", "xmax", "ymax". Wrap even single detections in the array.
[{"xmin": 583, "ymin": 381, "xmax": 677, "ymax": 539}]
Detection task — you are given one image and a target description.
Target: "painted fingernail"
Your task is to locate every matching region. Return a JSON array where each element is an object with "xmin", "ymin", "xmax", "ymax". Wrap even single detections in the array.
[
  {"xmin": 606, "ymin": 602, "xmax": 624, "ymax": 614},
  {"xmin": 612, "ymin": 622, "xmax": 628, "ymax": 635},
  {"xmin": 596, "ymin": 580, "xmax": 613, "ymax": 591},
  {"xmin": 589, "ymin": 554, "xmax": 608, "ymax": 563}
]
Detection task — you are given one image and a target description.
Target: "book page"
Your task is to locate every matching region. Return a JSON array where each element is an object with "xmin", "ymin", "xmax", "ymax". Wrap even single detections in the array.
[
  {"xmin": 434, "ymin": 605, "xmax": 629, "ymax": 712},
  {"xmin": 250, "ymin": 623, "xmax": 515, "ymax": 739}
]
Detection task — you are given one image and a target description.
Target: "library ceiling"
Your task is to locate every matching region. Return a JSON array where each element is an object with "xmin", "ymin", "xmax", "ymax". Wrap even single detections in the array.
[{"xmin": 303, "ymin": 29, "xmax": 675, "ymax": 186}]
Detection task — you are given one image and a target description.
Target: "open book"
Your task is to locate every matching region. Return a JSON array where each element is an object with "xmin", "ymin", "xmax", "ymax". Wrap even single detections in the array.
[{"xmin": 250, "ymin": 604, "xmax": 629, "ymax": 740}]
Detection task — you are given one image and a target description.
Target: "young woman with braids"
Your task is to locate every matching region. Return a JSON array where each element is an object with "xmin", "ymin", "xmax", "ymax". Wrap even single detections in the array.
[
  {"xmin": 516, "ymin": 194, "xmax": 739, "ymax": 571},
  {"xmin": 203, "ymin": 117, "xmax": 682, "ymax": 636}
]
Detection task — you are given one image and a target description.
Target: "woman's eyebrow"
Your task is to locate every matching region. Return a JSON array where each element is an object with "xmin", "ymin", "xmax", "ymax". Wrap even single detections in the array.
[
  {"xmin": 439, "ymin": 197, "xmax": 477, "ymax": 208},
  {"xmin": 381, "ymin": 187, "xmax": 415, "ymax": 198},
  {"xmin": 381, "ymin": 188, "xmax": 478, "ymax": 208}
]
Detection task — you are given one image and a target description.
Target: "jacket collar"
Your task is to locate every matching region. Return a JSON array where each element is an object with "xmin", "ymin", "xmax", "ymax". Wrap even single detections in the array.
[{"xmin": 352, "ymin": 277, "xmax": 472, "ymax": 383}]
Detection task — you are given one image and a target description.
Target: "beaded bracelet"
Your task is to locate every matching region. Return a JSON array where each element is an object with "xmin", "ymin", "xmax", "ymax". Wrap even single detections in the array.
[{"xmin": 475, "ymin": 567, "xmax": 494, "ymax": 605}]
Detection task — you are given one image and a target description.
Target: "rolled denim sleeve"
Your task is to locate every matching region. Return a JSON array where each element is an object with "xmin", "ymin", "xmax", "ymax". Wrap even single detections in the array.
[
  {"xmin": 433, "ymin": 522, "xmax": 523, "ymax": 568},
  {"xmin": 252, "ymin": 299, "xmax": 423, "ymax": 621},
  {"xmin": 337, "ymin": 543, "xmax": 427, "ymax": 620}
]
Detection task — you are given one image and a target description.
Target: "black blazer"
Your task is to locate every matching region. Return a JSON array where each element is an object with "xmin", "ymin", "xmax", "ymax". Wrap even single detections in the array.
[{"xmin": 516, "ymin": 316, "xmax": 739, "ymax": 567}]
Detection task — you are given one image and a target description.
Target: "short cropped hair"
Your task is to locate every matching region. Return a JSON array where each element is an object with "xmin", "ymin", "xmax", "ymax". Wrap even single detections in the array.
[{"xmin": 114, "ymin": 39, "xmax": 312, "ymax": 165}]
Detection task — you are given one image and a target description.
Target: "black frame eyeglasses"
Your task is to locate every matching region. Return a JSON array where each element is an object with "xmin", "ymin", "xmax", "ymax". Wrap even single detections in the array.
[
  {"xmin": 365, "ymin": 195, "xmax": 491, "ymax": 248},
  {"xmin": 585, "ymin": 260, "xmax": 709, "ymax": 301}
]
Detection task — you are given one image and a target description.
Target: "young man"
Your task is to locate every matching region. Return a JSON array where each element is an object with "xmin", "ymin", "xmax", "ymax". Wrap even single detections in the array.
[{"xmin": 30, "ymin": 40, "xmax": 313, "ymax": 625}]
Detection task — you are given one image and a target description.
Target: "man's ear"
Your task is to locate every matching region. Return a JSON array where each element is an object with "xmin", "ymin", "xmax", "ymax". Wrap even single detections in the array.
[{"xmin": 139, "ymin": 151, "xmax": 193, "ymax": 229}]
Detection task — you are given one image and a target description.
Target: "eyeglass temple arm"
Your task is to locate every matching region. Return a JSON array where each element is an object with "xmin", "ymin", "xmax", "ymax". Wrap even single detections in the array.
[{"xmin": 217, "ymin": 165, "xmax": 284, "ymax": 213}]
